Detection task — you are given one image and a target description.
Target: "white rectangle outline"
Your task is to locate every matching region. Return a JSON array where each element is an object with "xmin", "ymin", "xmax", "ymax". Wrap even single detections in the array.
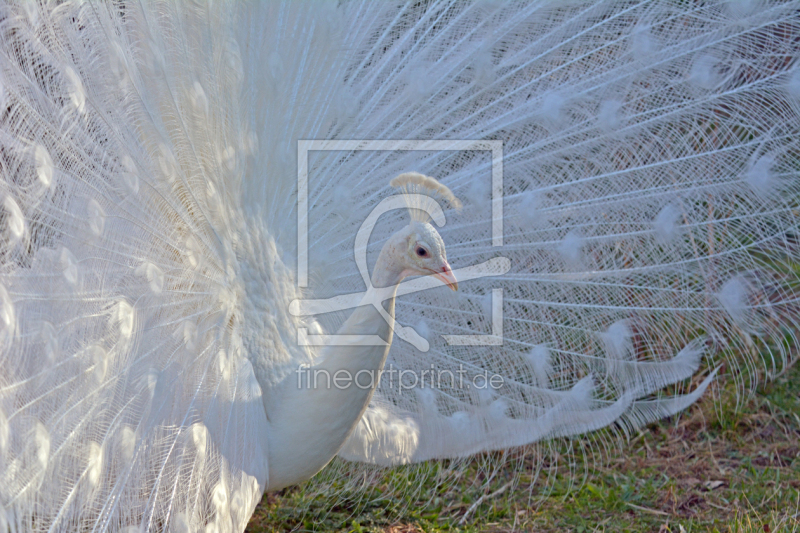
[{"xmin": 297, "ymin": 139, "xmax": 503, "ymax": 287}]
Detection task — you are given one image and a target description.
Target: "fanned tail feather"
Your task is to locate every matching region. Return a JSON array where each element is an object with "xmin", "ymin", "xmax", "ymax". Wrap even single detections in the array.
[{"xmin": 0, "ymin": 3, "xmax": 266, "ymax": 531}]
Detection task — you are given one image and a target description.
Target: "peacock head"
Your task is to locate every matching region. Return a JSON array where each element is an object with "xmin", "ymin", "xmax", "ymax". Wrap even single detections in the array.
[
  {"xmin": 403, "ymin": 221, "xmax": 457, "ymax": 291},
  {"xmin": 390, "ymin": 172, "xmax": 461, "ymax": 291}
]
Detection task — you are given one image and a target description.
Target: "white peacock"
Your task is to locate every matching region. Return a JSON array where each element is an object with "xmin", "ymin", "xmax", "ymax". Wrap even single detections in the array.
[{"xmin": 0, "ymin": 2, "xmax": 797, "ymax": 532}]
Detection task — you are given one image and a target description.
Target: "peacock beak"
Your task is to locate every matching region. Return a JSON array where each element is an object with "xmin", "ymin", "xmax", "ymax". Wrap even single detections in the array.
[{"xmin": 432, "ymin": 261, "xmax": 458, "ymax": 291}]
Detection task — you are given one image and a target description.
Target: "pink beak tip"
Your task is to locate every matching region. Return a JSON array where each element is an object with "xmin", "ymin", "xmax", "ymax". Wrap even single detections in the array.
[{"xmin": 435, "ymin": 264, "xmax": 458, "ymax": 291}]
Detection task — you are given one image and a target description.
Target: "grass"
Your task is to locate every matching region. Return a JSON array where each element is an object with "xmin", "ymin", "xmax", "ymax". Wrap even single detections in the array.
[{"xmin": 247, "ymin": 361, "xmax": 800, "ymax": 532}]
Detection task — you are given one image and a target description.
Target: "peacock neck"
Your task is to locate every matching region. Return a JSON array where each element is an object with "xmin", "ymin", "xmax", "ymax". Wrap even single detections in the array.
[
  {"xmin": 370, "ymin": 232, "xmax": 410, "ymax": 290},
  {"xmin": 264, "ymin": 235, "xmax": 405, "ymax": 490}
]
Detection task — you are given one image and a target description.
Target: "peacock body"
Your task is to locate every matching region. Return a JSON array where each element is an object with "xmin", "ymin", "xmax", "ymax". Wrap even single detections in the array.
[{"xmin": 0, "ymin": 1, "xmax": 798, "ymax": 531}]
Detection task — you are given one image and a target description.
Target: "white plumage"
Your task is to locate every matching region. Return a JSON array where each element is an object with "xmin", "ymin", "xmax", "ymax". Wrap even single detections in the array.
[{"xmin": 0, "ymin": 1, "xmax": 798, "ymax": 531}]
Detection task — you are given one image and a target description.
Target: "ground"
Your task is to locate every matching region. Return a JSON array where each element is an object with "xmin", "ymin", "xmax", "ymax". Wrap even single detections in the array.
[{"xmin": 247, "ymin": 361, "xmax": 800, "ymax": 532}]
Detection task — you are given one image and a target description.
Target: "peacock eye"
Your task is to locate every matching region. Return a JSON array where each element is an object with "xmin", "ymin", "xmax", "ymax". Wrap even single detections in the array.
[{"xmin": 416, "ymin": 247, "xmax": 427, "ymax": 257}]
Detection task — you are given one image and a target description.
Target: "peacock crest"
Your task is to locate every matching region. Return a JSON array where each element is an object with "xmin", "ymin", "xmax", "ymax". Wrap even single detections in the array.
[{"xmin": 390, "ymin": 172, "xmax": 462, "ymax": 224}]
